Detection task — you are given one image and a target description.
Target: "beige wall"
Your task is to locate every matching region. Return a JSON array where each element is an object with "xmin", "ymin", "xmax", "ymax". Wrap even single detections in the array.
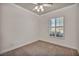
[
  {"xmin": 77, "ymin": 4, "xmax": 79, "ymax": 52},
  {"xmin": 0, "ymin": 4, "xmax": 2, "ymax": 52},
  {"xmin": 39, "ymin": 4, "xmax": 78, "ymax": 50},
  {"xmin": 0, "ymin": 4, "xmax": 39, "ymax": 54}
]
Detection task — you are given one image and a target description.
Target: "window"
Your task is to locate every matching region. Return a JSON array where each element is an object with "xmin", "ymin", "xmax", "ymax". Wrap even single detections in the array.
[{"xmin": 49, "ymin": 16, "xmax": 64, "ymax": 37}]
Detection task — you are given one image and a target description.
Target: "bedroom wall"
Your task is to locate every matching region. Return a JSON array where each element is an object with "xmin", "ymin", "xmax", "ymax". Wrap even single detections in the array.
[
  {"xmin": 0, "ymin": 3, "xmax": 40, "ymax": 54},
  {"xmin": 0, "ymin": 4, "xmax": 2, "ymax": 53},
  {"xmin": 39, "ymin": 4, "xmax": 78, "ymax": 50},
  {"xmin": 76, "ymin": 4, "xmax": 79, "ymax": 52}
]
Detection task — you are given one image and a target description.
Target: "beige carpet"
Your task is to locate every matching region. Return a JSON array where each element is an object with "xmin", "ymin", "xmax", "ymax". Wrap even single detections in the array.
[{"xmin": 0, "ymin": 40, "xmax": 78, "ymax": 56}]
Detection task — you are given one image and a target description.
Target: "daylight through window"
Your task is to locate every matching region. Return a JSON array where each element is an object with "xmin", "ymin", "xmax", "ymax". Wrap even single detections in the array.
[{"xmin": 49, "ymin": 16, "xmax": 64, "ymax": 37}]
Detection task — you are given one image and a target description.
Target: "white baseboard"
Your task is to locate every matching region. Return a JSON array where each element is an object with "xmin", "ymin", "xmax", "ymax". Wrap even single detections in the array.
[{"xmin": 0, "ymin": 40, "xmax": 38, "ymax": 54}]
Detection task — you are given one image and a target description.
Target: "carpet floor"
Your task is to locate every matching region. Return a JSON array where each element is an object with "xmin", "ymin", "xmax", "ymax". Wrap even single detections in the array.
[{"xmin": 0, "ymin": 40, "xmax": 78, "ymax": 56}]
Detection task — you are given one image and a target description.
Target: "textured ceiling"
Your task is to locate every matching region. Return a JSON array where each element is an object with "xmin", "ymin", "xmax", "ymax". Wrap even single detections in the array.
[{"xmin": 15, "ymin": 3, "xmax": 74, "ymax": 15}]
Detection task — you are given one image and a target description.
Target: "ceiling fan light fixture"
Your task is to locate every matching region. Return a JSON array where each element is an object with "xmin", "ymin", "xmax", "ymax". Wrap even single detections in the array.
[
  {"xmin": 41, "ymin": 8, "xmax": 44, "ymax": 12},
  {"xmin": 40, "ymin": 6, "xmax": 44, "ymax": 12},
  {"xmin": 40, "ymin": 5, "xmax": 43, "ymax": 8},
  {"xmin": 33, "ymin": 6, "xmax": 38, "ymax": 10},
  {"xmin": 41, "ymin": 6, "xmax": 44, "ymax": 12},
  {"xmin": 37, "ymin": 8, "xmax": 40, "ymax": 12},
  {"xmin": 33, "ymin": 3, "xmax": 53, "ymax": 12},
  {"xmin": 33, "ymin": 5, "xmax": 44, "ymax": 12}
]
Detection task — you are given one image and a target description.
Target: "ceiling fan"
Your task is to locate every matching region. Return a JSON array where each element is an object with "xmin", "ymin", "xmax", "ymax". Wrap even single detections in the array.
[{"xmin": 33, "ymin": 3, "xmax": 53, "ymax": 12}]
